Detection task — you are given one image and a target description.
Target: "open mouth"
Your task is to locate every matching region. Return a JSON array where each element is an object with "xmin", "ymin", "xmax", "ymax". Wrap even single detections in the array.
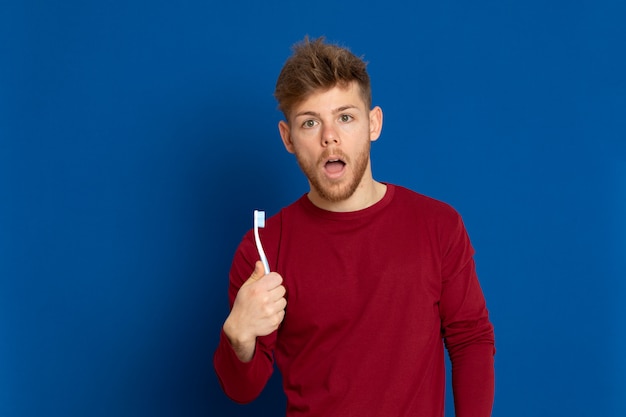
[{"xmin": 324, "ymin": 158, "xmax": 346, "ymax": 176}]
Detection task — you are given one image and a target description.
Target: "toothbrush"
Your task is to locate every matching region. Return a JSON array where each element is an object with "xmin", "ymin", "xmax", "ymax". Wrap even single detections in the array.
[{"xmin": 253, "ymin": 210, "xmax": 270, "ymax": 274}]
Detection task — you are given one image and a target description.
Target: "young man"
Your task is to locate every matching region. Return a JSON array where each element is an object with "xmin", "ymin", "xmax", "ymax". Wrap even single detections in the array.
[{"xmin": 214, "ymin": 37, "xmax": 495, "ymax": 417}]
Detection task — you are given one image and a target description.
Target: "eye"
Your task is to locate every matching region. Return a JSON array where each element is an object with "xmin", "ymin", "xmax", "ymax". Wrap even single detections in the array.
[
  {"xmin": 339, "ymin": 114, "xmax": 353, "ymax": 123},
  {"xmin": 302, "ymin": 119, "xmax": 318, "ymax": 128}
]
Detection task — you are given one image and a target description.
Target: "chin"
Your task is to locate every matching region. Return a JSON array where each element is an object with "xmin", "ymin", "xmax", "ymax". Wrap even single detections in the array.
[{"xmin": 312, "ymin": 178, "xmax": 360, "ymax": 203}]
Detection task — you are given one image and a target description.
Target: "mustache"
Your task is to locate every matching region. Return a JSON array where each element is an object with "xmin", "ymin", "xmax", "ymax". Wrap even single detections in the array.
[{"xmin": 317, "ymin": 149, "xmax": 349, "ymax": 165}]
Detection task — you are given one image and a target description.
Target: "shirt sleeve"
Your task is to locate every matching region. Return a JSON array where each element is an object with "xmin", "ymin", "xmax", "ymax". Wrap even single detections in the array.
[
  {"xmin": 439, "ymin": 212, "xmax": 496, "ymax": 417},
  {"xmin": 213, "ymin": 233, "xmax": 278, "ymax": 403}
]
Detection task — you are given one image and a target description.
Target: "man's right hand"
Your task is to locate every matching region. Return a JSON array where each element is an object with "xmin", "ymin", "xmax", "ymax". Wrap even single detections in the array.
[{"xmin": 223, "ymin": 261, "xmax": 287, "ymax": 362}]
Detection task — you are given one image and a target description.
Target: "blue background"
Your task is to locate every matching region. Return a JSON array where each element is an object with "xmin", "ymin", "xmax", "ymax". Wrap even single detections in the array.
[{"xmin": 1, "ymin": 1, "xmax": 625, "ymax": 416}]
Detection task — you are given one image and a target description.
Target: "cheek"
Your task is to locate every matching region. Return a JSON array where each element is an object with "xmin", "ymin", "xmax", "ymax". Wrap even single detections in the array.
[
  {"xmin": 290, "ymin": 130, "xmax": 318, "ymax": 149},
  {"xmin": 342, "ymin": 123, "xmax": 368, "ymax": 136},
  {"xmin": 292, "ymin": 144, "xmax": 316, "ymax": 165},
  {"xmin": 291, "ymin": 133, "xmax": 319, "ymax": 154}
]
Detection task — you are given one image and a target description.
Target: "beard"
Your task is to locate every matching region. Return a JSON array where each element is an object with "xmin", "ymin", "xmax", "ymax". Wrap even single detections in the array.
[{"xmin": 295, "ymin": 140, "xmax": 371, "ymax": 203}]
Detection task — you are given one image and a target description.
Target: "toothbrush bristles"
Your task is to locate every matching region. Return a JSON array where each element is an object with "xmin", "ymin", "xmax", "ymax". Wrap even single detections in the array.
[
  {"xmin": 255, "ymin": 210, "xmax": 266, "ymax": 228},
  {"xmin": 253, "ymin": 210, "xmax": 270, "ymax": 274}
]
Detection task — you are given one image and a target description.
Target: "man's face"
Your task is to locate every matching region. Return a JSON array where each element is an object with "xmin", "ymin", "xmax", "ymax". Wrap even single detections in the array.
[{"xmin": 279, "ymin": 82, "xmax": 382, "ymax": 206}]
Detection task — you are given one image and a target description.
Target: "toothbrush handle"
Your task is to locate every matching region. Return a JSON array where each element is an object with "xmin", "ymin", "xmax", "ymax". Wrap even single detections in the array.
[
  {"xmin": 254, "ymin": 227, "xmax": 271, "ymax": 274},
  {"xmin": 260, "ymin": 253, "xmax": 270, "ymax": 275}
]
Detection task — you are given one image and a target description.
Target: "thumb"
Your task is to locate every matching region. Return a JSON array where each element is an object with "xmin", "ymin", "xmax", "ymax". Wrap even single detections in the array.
[{"xmin": 242, "ymin": 260, "xmax": 266, "ymax": 285}]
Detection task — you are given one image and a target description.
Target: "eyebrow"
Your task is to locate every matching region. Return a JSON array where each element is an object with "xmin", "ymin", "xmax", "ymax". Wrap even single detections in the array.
[{"xmin": 294, "ymin": 105, "xmax": 360, "ymax": 119}]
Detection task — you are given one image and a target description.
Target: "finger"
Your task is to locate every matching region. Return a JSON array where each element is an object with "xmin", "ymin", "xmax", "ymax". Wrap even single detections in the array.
[
  {"xmin": 274, "ymin": 296, "xmax": 287, "ymax": 311},
  {"xmin": 260, "ymin": 274, "xmax": 284, "ymax": 292},
  {"xmin": 268, "ymin": 284, "xmax": 286, "ymax": 300},
  {"xmin": 252, "ymin": 260, "xmax": 268, "ymax": 279},
  {"xmin": 275, "ymin": 309, "xmax": 286, "ymax": 326},
  {"xmin": 242, "ymin": 261, "xmax": 266, "ymax": 287}
]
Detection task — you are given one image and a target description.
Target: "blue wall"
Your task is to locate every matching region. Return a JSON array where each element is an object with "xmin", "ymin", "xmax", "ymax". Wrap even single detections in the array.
[{"xmin": 1, "ymin": 1, "xmax": 624, "ymax": 416}]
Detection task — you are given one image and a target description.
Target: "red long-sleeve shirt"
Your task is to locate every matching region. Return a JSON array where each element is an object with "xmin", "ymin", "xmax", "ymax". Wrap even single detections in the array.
[{"xmin": 214, "ymin": 184, "xmax": 495, "ymax": 416}]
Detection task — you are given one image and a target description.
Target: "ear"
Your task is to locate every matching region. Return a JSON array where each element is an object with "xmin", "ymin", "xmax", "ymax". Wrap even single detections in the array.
[
  {"xmin": 369, "ymin": 106, "xmax": 383, "ymax": 142},
  {"xmin": 278, "ymin": 120, "xmax": 295, "ymax": 154}
]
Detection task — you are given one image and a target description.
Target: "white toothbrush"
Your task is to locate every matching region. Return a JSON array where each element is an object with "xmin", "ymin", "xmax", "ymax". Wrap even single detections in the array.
[{"xmin": 253, "ymin": 210, "xmax": 270, "ymax": 274}]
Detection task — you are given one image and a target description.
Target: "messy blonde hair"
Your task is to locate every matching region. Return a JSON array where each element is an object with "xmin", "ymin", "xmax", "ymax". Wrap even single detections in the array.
[{"xmin": 274, "ymin": 37, "xmax": 371, "ymax": 119}]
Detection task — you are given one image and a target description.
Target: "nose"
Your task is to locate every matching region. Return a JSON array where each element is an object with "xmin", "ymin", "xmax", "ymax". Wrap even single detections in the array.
[{"xmin": 321, "ymin": 124, "xmax": 339, "ymax": 147}]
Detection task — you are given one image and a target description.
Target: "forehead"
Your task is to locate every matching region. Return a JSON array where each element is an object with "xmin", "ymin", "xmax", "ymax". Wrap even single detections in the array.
[{"xmin": 290, "ymin": 82, "xmax": 367, "ymax": 118}]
